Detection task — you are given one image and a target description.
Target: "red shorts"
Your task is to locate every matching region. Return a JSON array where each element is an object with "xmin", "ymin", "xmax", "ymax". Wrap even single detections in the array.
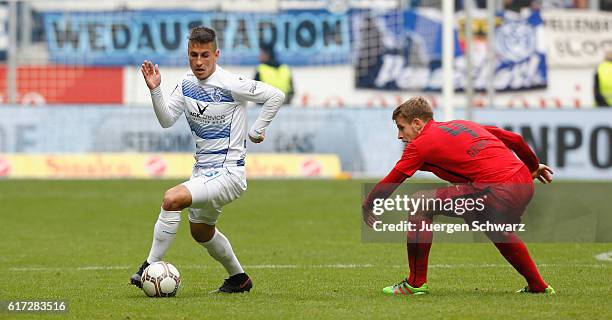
[{"xmin": 433, "ymin": 166, "xmax": 534, "ymax": 224}]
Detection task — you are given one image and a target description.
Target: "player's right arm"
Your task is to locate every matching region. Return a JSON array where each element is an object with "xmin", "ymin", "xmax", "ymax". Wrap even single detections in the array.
[
  {"xmin": 365, "ymin": 143, "xmax": 423, "ymax": 205},
  {"xmin": 362, "ymin": 144, "xmax": 422, "ymax": 227},
  {"xmin": 141, "ymin": 60, "xmax": 185, "ymax": 128},
  {"xmin": 362, "ymin": 168, "xmax": 407, "ymax": 227}
]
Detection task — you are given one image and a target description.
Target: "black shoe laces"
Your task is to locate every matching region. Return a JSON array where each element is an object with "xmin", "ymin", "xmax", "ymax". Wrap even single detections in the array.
[{"xmin": 394, "ymin": 278, "xmax": 409, "ymax": 288}]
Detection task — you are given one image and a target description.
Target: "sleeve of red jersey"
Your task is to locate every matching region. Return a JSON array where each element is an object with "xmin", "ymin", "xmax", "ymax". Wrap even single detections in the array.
[
  {"xmin": 394, "ymin": 143, "xmax": 424, "ymax": 177},
  {"xmin": 362, "ymin": 168, "xmax": 408, "ymax": 210},
  {"xmin": 484, "ymin": 126, "xmax": 539, "ymax": 172}
]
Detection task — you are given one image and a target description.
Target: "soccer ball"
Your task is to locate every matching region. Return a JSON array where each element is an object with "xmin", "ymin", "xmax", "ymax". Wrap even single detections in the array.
[{"xmin": 140, "ymin": 261, "xmax": 181, "ymax": 297}]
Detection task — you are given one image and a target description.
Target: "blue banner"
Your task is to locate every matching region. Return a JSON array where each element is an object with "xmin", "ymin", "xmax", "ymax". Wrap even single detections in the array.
[
  {"xmin": 0, "ymin": 4, "xmax": 7, "ymax": 61},
  {"xmin": 43, "ymin": 10, "xmax": 351, "ymax": 66},
  {"xmin": 354, "ymin": 9, "xmax": 548, "ymax": 91}
]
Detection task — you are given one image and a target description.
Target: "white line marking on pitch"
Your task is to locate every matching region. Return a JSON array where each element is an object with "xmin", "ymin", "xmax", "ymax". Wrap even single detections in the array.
[
  {"xmin": 595, "ymin": 251, "xmax": 612, "ymax": 262},
  {"xmin": 6, "ymin": 263, "xmax": 609, "ymax": 272}
]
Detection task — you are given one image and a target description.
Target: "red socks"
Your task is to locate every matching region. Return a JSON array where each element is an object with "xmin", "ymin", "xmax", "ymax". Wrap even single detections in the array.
[
  {"xmin": 493, "ymin": 232, "xmax": 548, "ymax": 292},
  {"xmin": 406, "ymin": 218, "xmax": 433, "ymax": 288},
  {"xmin": 406, "ymin": 221, "xmax": 547, "ymax": 292}
]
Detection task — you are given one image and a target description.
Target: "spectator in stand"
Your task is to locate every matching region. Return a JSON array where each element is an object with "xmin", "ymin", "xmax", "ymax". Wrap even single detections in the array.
[
  {"xmin": 254, "ymin": 43, "xmax": 294, "ymax": 105},
  {"xmin": 594, "ymin": 50, "xmax": 612, "ymax": 107}
]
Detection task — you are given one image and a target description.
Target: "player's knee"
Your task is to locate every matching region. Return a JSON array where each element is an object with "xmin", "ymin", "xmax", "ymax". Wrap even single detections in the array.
[
  {"xmin": 190, "ymin": 229, "xmax": 209, "ymax": 243},
  {"xmin": 190, "ymin": 225, "xmax": 215, "ymax": 243},
  {"xmin": 162, "ymin": 191, "xmax": 185, "ymax": 211},
  {"xmin": 161, "ymin": 186, "xmax": 192, "ymax": 211}
]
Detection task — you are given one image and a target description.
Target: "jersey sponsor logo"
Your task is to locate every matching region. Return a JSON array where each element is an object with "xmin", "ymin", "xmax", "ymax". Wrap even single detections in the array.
[
  {"xmin": 188, "ymin": 112, "xmax": 226, "ymax": 122},
  {"xmin": 196, "ymin": 102, "xmax": 210, "ymax": 115},
  {"xmin": 249, "ymin": 81, "xmax": 257, "ymax": 94}
]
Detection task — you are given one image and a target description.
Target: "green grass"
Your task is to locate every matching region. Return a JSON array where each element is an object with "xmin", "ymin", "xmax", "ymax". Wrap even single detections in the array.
[{"xmin": 0, "ymin": 180, "xmax": 610, "ymax": 319}]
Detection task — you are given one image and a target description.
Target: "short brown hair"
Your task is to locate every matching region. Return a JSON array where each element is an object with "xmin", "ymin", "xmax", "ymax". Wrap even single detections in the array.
[
  {"xmin": 188, "ymin": 26, "xmax": 217, "ymax": 50},
  {"xmin": 392, "ymin": 96, "xmax": 434, "ymax": 122}
]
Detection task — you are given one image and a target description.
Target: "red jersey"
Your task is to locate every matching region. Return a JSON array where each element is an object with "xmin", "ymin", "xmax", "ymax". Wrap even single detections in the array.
[
  {"xmin": 396, "ymin": 120, "xmax": 538, "ymax": 183},
  {"xmin": 364, "ymin": 120, "xmax": 539, "ymax": 209}
]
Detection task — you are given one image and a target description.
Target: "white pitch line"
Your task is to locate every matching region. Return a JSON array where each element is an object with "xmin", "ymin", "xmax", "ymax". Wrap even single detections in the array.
[
  {"xmin": 7, "ymin": 264, "xmax": 374, "ymax": 272},
  {"xmin": 6, "ymin": 263, "xmax": 609, "ymax": 272},
  {"xmin": 595, "ymin": 251, "xmax": 612, "ymax": 262}
]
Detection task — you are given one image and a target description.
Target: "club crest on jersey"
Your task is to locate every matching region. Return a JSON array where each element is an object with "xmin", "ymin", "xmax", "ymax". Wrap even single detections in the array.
[{"xmin": 212, "ymin": 88, "xmax": 222, "ymax": 102}]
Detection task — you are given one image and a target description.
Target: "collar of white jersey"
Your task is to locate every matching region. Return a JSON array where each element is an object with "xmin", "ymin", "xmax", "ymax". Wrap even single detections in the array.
[{"xmin": 198, "ymin": 64, "xmax": 222, "ymax": 84}]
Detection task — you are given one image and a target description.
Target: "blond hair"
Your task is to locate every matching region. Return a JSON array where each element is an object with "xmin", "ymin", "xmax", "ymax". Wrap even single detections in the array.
[{"xmin": 392, "ymin": 96, "xmax": 434, "ymax": 122}]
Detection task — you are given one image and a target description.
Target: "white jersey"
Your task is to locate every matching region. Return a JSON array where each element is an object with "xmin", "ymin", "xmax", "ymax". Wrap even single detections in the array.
[{"xmin": 149, "ymin": 65, "xmax": 284, "ymax": 169}]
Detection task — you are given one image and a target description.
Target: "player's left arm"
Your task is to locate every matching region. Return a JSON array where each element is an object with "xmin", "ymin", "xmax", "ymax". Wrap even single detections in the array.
[
  {"xmin": 485, "ymin": 126, "xmax": 553, "ymax": 183},
  {"xmin": 231, "ymin": 77, "xmax": 285, "ymax": 143},
  {"xmin": 532, "ymin": 163, "xmax": 553, "ymax": 184},
  {"xmin": 484, "ymin": 126, "xmax": 539, "ymax": 172}
]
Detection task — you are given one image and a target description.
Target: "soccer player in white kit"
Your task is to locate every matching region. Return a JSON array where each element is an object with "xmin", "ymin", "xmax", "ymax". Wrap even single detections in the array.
[{"xmin": 129, "ymin": 27, "xmax": 285, "ymax": 293}]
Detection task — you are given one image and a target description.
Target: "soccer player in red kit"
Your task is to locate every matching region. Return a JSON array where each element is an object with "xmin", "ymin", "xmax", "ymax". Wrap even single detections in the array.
[{"xmin": 363, "ymin": 97, "xmax": 555, "ymax": 295}]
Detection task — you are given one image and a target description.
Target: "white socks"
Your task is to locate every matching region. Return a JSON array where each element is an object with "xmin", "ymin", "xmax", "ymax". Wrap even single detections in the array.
[
  {"xmin": 199, "ymin": 230, "xmax": 244, "ymax": 276},
  {"xmin": 145, "ymin": 210, "xmax": 243, "ymax": 276},
  {"xmin": 146, "ymin": 208, "xmax": 181, "ymax": 264}
]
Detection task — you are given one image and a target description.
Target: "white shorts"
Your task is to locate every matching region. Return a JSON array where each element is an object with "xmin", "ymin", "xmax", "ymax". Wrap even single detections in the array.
[{"xmin": 182, "ymin": 166, "xmax": 247, "ymax": 225}]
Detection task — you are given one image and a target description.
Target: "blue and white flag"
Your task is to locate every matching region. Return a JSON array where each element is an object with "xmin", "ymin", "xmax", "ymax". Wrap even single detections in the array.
[{"xmin": 354, "ymin": 8, "xmax": 548, "ymax": 92}]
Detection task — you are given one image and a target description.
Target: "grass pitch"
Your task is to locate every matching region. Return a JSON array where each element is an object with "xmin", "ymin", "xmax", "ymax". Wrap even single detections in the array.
[{"xmin": 1, "ymin": 179, "xmax": 611, "ymax": 319}]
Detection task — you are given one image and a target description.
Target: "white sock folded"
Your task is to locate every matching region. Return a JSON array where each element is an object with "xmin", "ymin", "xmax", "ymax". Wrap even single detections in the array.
[{"xmin": 146, "ymin": 208, "xmax": 181, "ymax": 264}]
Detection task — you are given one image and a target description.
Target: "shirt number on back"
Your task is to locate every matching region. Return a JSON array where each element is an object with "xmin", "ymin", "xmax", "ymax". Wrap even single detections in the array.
[{"xmin": 438, "ymin": 124, "xmax": 478, "ymax": 137}]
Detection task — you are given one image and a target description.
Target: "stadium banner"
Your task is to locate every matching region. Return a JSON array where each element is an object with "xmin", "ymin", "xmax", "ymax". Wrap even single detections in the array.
[
  {"xmin": 0, "ymin": 153, "xmax": 342, "ymax": 179},
  {"xmin": 0, "ymin": 108, "xmax": 609, "ymax": 180},
  {"xmin": 542, "ymin": 9, "xmax": 612, "ymax": 67},
  {"xmin": 42, "ymin": 10, "xmax": 350, "ymax": 66},
  {"xmin": 0, "ymin": 4, "xmax": 6, "ymax": 61},
  {"xmin": 353, "ymin": 8, "xmax": 547, "ymax": 91},
  {"xmin": 0, "ymin": 66, "xmax": 123, "ymax": 104}
]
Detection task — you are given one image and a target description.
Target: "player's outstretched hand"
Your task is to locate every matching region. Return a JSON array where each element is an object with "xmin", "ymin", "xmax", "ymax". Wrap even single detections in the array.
[
  {"xmin": 141, "ymin": 60, "xmax": 161, "ymax": 90},
  {"xmin": 248, "ymin": 131, "xmax": 265, "ymax": 143},
  {"xmin": 532, "ymin": 164, "xmax": 553, "ymax": 184},
  {"xmin": 362, "ymin": 206, "xmax": 380, "ymax": 229}
]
